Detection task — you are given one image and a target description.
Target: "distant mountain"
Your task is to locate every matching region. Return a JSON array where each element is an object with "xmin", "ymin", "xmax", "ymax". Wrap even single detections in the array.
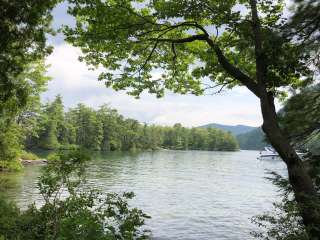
[
  {"xmin": 199, "ymin": 123, "xmax": 256, "ymax": 136},
  {"xmin": 236, "ymin": 128, "xmax": 266, "ymax": 150},
  {"xmin": 199, "ymin": 123, "xmax": 266, "ymax": 150}
]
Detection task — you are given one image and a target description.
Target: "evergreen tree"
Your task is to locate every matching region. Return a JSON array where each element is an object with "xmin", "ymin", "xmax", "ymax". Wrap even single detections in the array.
[{"xmin": 26, "ymin": 98, "xmax": 239, "ymax": 152}]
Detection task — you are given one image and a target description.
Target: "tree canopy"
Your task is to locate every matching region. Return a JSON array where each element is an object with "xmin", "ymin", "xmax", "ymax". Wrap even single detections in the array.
[
  {"xmin": 279, "ymin": 84, "xmax": 320, "ymax": 154},
  {"xmin": 64, "ymin": 0, "xmax": 313, "ymax": 99},
  {"xmin": 0, "ymin": 0, "xmax": 59, "ymax": 112},
  {"xmin": 286, "ymin": 0, "xmax": 320, "ymax": 48},
  {"xmin": 0, "ymin": 0, "xmax": 58, "ymax": 169},
  {"xmin": 64, "ymin": 0, "xmax": 320, "ymax": 235},
  {"xmin": 0, "ymin": 61, "xmax": 50, "ymax": 170}
]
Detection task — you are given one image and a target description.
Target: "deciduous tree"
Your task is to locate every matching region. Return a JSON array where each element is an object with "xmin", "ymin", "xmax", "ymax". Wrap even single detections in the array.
[{"xmin": 64, "ymin": 0, "xmax": 320, "ymax": 236}]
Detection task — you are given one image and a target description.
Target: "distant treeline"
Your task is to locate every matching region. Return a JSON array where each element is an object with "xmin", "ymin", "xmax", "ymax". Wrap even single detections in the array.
[{"xmin": 25, "ymin": 96, "xmax": 239, "ymax": 152}]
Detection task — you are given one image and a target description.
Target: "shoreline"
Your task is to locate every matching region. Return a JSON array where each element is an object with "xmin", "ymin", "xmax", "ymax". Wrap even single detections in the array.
[{"xmin": 20, "ymin": 159, "xmax": 48, "ymax": 165}]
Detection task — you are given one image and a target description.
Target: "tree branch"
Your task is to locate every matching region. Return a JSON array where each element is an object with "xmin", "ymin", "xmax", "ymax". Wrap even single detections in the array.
[
  {"xmin": 148, "ymin": 34, "xmax": 208, "ymax": 43},
  {"xmin": 146, "ymin": 32, "xmax": 260, "ymax": 96},
  {"xmin": 250, "ymin": 0, "xmax": 267, "ymax": 90},
  {"xmin": 205, "ymin": 38, "xmax": 260, "ymax": 97},
  {"xmin": 135, "ymin": 19, "xmax": 260, "ymax": 97}
]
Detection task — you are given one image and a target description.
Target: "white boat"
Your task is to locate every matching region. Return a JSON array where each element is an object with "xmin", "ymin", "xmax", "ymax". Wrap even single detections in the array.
[
  {"xmin": 259, "ymin": 147, "xmax": 306, "ymax": 160},
  {"xmin": 259, "ymin": 147, "xmax": 280, "ymax": 160}
]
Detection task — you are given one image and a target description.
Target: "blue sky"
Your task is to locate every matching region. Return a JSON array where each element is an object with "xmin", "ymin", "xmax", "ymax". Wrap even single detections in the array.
[{"xmin": 42, "ymin": 2, "xmax": 264, "ymax": 127}]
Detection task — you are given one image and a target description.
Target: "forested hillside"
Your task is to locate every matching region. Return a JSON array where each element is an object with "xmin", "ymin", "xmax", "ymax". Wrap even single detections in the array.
[
  {"xmin": 199, "ymin": 123, "xmax": 255, "ymax": 136},
  {"xmin": 25, "ymin": 96, "xmax": 239, "ymax": 152},
  {"xmin": 200, "ymin": 123, "xmax": 266, "ymax": 150},
  {"xmin": 236, "ymin": 128, "xmax": 266, "ymax": 150}
]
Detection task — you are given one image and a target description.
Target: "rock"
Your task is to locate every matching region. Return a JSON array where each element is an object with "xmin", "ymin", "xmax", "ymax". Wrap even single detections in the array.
[{"xmin": 20, "ymin": 159, "xmax": 48, "ymax": 165}]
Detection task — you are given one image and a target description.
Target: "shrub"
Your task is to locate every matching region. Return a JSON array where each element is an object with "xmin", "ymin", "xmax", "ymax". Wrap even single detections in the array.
[
  {"xmin": 0, "ymin": 123, "xmax": 23, "ymax": 171},
  {"xmin": 19, "ymin": 151, "xmax": 39, "ymax": 160},
  {"xmin": 0, "ymin": 159, "xmax": 23, "ymax": 172},
  {"xmin": 0, "ymin": 149, "xmax": 150, "ymax": 239},
  {"xmin": 251, "ymin": 157, "xmax": 320, "ymax": 240}
]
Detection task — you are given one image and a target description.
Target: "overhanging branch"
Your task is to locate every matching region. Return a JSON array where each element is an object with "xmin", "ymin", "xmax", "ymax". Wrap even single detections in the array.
[
  {"xmin": 148, "ymin": 34, "xmax": 208, "ymax": 43},
  {"xmin": 146, "ymin": 32, "xmax": 260, "ymax": 96},
  {"xmin": 206, "ymin": 38, "xmax": 260, "ymax": 97},
  {"xmin": 132, "ymin": 19, "xmax": 260, "ymax": 97}
]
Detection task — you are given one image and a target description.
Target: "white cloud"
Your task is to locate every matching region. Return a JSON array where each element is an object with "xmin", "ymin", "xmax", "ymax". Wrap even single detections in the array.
[
  {"xmin": 43, "ymin": 43, "xmax": 263, "ymax": 127},
  {"xmin": 46, "ymin": 44, "xmax": 102, "ymax": 90}
]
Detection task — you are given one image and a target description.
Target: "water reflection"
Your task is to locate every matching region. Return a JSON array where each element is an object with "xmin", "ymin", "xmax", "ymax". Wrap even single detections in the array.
[{"xmin": 2, "ymin": 150, "xmax": 286, "ymax": 240}]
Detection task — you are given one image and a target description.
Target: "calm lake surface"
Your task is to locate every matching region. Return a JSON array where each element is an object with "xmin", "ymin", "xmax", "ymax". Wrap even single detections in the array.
[{"xmin": 3, "ymin": 150, "xmax": 287, "ymax": 240}]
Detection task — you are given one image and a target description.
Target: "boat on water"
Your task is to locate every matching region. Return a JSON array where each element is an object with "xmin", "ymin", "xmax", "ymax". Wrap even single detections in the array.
[
  {"xmin": 259, "ymin": 147, "xmax": 306, "ymax": 160},
  {"xmin": 259, "ymin": 147, "xmax": 279, "ymax": 159}
]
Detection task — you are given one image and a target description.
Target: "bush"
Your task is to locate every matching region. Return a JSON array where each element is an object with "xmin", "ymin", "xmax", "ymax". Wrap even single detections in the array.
[
  {"xmin": 19, "ymin": 151, "xmax": 39, "ymax": 160},
  {"xmin": 0, "ymin": 122, "xmax": 23, "ymax": 171},
  {"xmin": 251, "ymin": 173, "xmax": 309, "ymax": 240},
  {"xmin": 0, "ymin": 150, "xmax": 151, "ymax": 239},
  {"xmin": 0, "ymin": 159, "xmax": 23, "ymax": 172},
  {"xmin": 251, "ymin": 158, "xmax": 320, "ymax": 240},
  {"xmin": 0, "ymin": 197, "xmax": 21, "ymax": 239}
]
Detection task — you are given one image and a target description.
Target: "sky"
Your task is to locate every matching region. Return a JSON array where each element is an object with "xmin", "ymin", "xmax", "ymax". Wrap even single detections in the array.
[{"xmin": 42, "ymin": 2, "xmax": 264, "ymax": 127}]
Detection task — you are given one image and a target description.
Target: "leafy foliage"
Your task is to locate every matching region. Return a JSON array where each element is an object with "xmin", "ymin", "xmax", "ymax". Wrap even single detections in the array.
[
  {"xmin": 64, "ymin": 0, "xmax": 313, "ymax": 98},
  {"xmin": 251, "ymin": 172, "xmax": 308, "ymax": 240},
  {"xmin": 0, "ymin": 0, "xmax": 58, "ymax": 111},
  {"xmin": 0, "ymin": 0, "xmax": 55, "ymax": 170},
  {"xmin": 279, "ymin": 84, "xmax": 320, "ymax": 154},
  {"xmin": 19, "ymin": 151, "xmax": 40, "ymax": 160},
  {"xmin": 285, "ymin": 0, "xmax": 320, "ymax": 71},
  {"xmin": 62, "ymin": 3, "xmax": 320, "ymax": 234},
  {"xmin": 0, "ymin": 61, "xmax": 51, "ymax": 170},
  {"xmin": 253, "ymin": 83, "xmax": 320, "ymax": 238},
  {"xmin": 0, "ymin": 123, "xmax": 23, "ymax": 171},
  {"xmin": 251, "ymin": 161, "xmax": 320, "ymax": 240},
  {"xmin": 0, "ymin": 150, "xmax": 151, "ymax": 239}
]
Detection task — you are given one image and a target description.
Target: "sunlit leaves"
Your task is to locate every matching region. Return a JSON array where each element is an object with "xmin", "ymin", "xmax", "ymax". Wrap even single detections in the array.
[
  {"xmin": 0, "ymin": 150, "xmax": 151, "ymax": 239},
  {"xmin": 64, "ymin": 0, "xmax": 316, "ymax": 98},
  {"xmin": 0, "ymin": 0, "xmax": 59, "ymax": 111},
  {"xmin": 64, "ymin": 0, "xmax": 248, "ymax": 97}
]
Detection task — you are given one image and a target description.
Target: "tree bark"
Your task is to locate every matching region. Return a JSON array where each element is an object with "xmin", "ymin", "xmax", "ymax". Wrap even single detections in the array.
[
  {"xmin": 171, "ymin": 0, "xmax": 320, "ymax": 236},
  {"xmin": 248, "ymin": 0, "xmax": 320, "ymax": 238},
  {"xmin": 260, "ymin": 90, "xmax": 320, "ymax": 239}
]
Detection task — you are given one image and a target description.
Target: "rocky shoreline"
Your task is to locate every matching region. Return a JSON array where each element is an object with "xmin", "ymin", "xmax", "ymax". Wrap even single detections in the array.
[{"xmin": 20, "ymin": 159, "xmax": 48, "ymax": 165}]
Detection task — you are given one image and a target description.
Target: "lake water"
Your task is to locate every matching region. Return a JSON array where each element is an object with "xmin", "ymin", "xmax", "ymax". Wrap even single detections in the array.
[{"xmin": 2, "ymin": 150, "xmax": 287, "ymax": 240}]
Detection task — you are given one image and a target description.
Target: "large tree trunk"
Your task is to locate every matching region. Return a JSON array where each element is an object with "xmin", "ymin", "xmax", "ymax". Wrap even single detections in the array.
[
  {"xmin": 260, "ymin": 91, "xmax": 320, "ymax": 239},
  {"xmin": 248, "ymin": 0, "xmax": 320, "ymax": 236}
]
